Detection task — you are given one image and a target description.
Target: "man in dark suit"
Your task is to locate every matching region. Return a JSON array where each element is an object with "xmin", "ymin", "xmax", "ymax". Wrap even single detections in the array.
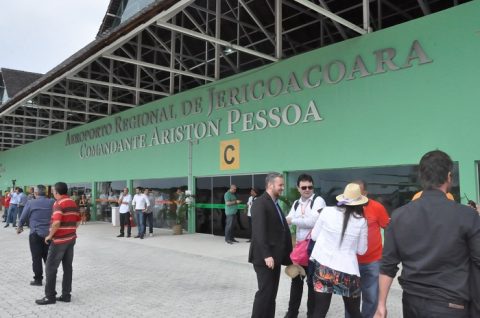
[{"xmin": 249, "ymin": 172, "xmax": 293, "ymax": 318}]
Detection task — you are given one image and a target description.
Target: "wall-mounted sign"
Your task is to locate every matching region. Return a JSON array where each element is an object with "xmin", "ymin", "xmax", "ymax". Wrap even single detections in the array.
[{"xmin": 220, "ymin": 139, "xmax": 240, "ymax": 170}]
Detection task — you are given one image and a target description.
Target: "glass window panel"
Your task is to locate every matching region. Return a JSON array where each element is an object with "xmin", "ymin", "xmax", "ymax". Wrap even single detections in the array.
[
  {"xmin": 96, "ymin": 180, "xmax": 126, "ymax": 222},
  {"xmin": 287, "ymin": 164, "xmax": 460, "ymax": 215},
  {"xmin": 133, "ymin": 177, "xmax": 188, "ymax": 229}
]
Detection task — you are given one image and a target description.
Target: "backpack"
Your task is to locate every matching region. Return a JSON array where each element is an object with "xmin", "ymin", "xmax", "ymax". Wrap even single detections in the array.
[{"xmin": 293, "ymin": 194, "xmax": 320, "ymax": 211}]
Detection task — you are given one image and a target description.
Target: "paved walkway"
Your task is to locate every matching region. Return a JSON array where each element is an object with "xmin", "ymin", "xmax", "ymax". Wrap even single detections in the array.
[{"xmin": 0, "ymin": 222, "xmax": 403, "ymax": 317}]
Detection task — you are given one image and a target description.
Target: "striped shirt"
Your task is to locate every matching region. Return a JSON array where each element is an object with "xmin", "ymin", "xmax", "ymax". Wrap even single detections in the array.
[{"xmin": 51, "ymin": 195, "xmax": 80, "ymax": 245}]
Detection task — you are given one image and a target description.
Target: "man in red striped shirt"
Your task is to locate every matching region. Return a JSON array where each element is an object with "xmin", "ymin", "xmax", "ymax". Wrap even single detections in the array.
[{"xmin": 36, "ymin": 182, "xmax": 80, "ymax": 305}]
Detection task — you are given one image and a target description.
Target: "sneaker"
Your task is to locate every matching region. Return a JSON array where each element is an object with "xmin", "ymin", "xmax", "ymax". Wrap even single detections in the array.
[
  {"xmin": 116, "ymin": 234, "xmax": 124, "ymax": 237},
  {"xmin": 3, "ymin": 224, "xmax": 9, "ymax": 228}
]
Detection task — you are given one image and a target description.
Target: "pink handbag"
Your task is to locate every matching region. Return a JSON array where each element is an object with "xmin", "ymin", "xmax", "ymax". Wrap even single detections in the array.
[{"xmin": 290, "ymin": 232, "xmax": 311, "ymax": 267}]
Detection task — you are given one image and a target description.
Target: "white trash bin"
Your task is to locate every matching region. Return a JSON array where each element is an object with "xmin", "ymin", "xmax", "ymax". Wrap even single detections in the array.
[{"xmin": 111, "ymin": 207, "xmax": 120, "ymax": 226}]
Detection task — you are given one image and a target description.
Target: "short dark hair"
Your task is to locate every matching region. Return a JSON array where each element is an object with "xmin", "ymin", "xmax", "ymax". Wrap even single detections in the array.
[
  {"xmin": 18, "ymin": 188, "xmax": 23, "ymax": 193},
  {"xmin": 418, "ymin": 150, "xmax": 453, "ymax": 190},
  {"xmin": 54, "ymin": 182, "xmax": 68, "ymax": 195},
  {"xmin": 251, "ymin": 188, "xmax": 259, "ymax": 195},
  {"xmin": 297, "ymin": 174, "xmax": 314, "ymax": 186}
]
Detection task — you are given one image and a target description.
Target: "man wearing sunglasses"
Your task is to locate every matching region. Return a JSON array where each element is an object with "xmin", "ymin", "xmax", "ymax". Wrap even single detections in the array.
[{"xmin": 285, "ymin": 174, "xmax": 326, "ymax": 318}]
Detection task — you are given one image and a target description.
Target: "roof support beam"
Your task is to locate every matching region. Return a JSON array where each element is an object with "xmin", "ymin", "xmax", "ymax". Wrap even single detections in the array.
[
  {"xmin": 20, "ymin": 103, "xmax": 108, "ymax": 117},
  {"xmin": 156, "ymin": 20, "xmax": 278, "ymax": 62},
  {"xmin": 275, "ymin": 0, "xmax": 283, "ymax": 59},
  {"xmin": 5, "ymin": 114, "xmax": 85, "ymax": 125},
  {"xmin": 293, "ymin": 0, "xmax": 367, "ymax": 35},
  {"xmin": 417, "ymin": 0, "xmax": 431, "ymax": 15},
  {"xmin": 0, "ymin": 123, "xmax": 63, "ymax": 132},
  {"xmin": 66, "ymin": 76, "xmax": 168, "ymax": 96},
  {"xmin": 40, "ymin": 91, "xmax": 135, "ymax": 108},
  {"xmin": 104, "ymin": 53, "xmax": 215, "ymax": 81}
]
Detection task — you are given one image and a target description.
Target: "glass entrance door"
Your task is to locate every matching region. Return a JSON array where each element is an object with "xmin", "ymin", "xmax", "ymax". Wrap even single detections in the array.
[{"xmin": 195, "ymin": 174, "xmax": 267, "ymax": 237}]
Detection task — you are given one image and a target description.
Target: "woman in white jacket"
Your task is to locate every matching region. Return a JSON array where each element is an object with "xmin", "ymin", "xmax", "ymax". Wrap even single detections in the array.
[{"xmin": 310, "ymin": 183, "xmax": 368, "ymax": 318}]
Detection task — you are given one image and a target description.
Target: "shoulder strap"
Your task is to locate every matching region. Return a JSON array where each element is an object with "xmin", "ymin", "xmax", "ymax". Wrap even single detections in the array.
[
  {"xmin": 293, "ymin": 200, "xmax": 299, "ymax": 211},
  {"xmin": 310, "ymin": 194, "xmax": 319, "ymax": 209}
]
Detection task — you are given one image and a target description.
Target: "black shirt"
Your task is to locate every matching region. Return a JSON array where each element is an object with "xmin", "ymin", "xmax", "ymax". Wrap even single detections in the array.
[{"xmin": 381, "ymin": 189, "xmax": 480, "ymax": 303}]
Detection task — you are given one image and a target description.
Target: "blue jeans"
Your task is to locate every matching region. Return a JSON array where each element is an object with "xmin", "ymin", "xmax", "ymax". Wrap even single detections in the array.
[
  {"xmin": 345, "ymin": 261, "xmax": 380, "ymax": 318},
  {"xmin": 225, "ymin": 214, "xmax": 235, "ymax": 242},
  {"xmin": 135, "ymin": 210, "xmax": 144, "ymax": 236},
  {"xmin": 7, "ymin": 204, "xmax": 18, "ymax": 225}
]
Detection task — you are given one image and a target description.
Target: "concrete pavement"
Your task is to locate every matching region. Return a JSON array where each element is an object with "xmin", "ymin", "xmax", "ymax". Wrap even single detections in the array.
[{"xmin": 0, "ymin": 222, "xmax": 403, "ymax": 317}]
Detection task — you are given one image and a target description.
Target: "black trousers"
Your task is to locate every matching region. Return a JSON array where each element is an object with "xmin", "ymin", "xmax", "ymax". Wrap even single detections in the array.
[
  {"xmin": 402, "ymin": 293, "xmax": 469, "ymax": 318},
  {"xmin": 286, "ymin": 265, "xmax": 315, "ymax": 317},
  {"xmin": 45, "ymin": 240, "xmax": 75, "ymax": 298},
  {"xmin": 119, "ymin": 212, "xmax": 131, "ymax": 236},
  {"xmin": 29, "ymin": 232, "xmax": 49, "ymax": 281},
  {"xmin": 314, "ymin": 292, "xmax": 361, "ymax": 318},
  {"xmin": 251, "ymin": 265, "xmax": 281, "ymax": 318},
  {"xmin": 143, "ymin": 212, "xmax": 153, "ymax": 234}
]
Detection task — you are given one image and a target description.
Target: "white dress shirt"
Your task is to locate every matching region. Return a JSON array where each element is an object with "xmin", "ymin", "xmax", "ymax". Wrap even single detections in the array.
[
  {"xmin": 132, "ymin": 193, "xmax": 150, "ymax": 210},
  {"xmin": 118, "ymin": 194, "xmax": 132, "ymax": 214},
  {"xmin": 310, "ymin": 206, "xmax": 368, "ymax": 276},
  {"xmin": 287, "ymin": 193, "xmax": 326, "ymax": 241}
]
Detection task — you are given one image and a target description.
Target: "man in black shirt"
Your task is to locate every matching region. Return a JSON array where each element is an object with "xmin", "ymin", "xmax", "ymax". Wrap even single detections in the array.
[{"xmin": 375, "ymin": 150, "xmax": 480, "ymax": 318}]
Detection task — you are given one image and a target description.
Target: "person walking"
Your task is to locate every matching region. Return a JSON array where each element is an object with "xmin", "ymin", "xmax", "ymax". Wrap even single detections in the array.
[
  {"xmin": 249, "ymin": 172, "xmax": 292, "ymax": 318},
  {"xmin": 345, "ymin": 181, "xmax": 389, "ymax": 318},
  {"xmin": 132, "ymin": 187, "xmax": 149, "ymax": 239},
  {"xmin": 117, "ymin": 188, "xmax": 132, "ymax": 237},
  {"xmin": 224, "ymin": 184, "xmax": 241, "ymax": 244},
  {"xmin": 310, "ymin": 183, "xmax": 368, "ymax": 318},
  {"xmin": 35, "ymin": 182, "xmax": 80, "ymax": 305},
  {"xmin": 284, "ymin": 174, "xmax": 326, "ymax": 318},
  {"xmin": 16, "ymin": 185, "xmax": 54, "ymax": 286},
  {"xmin": 374, "ymin": 150, "xmax": 480, "ymax": 318}
]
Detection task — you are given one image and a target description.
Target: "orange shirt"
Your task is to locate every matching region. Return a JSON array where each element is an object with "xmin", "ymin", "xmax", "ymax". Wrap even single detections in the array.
[{"xmin": 357, "ymin": 198, "xmax": 390, "ymax": 264}]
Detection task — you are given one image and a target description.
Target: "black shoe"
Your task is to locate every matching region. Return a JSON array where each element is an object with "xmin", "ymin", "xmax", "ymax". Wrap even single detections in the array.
[
  {"xmin": 117, "ymin": 234, "xmax": 124, "ymax": 237},
  {"xmin": 127, "ymin": 234, "xmax": 131, "ymax": 238},
  {"xmin": 134, "ymin": 235, "xmax": 140, "ymax": 238},
  {"xmin": 232, "ymin": 239, "xmax": 240, "ymax": 243},
  {"xmin": 246, "ymin": 239, "xmax": 251, "ymax": 243},
  {"xmin": 30, "ymin": 280, "xmax": 42, "ymax": 286},
  {"xmin": 56, "ymin": 295, "xmax": 71, "ymax": 302},
  {"xmin": 4, "ymin": 224, "xmax": 9, "ymax": 228},
  {"xmin": 140, "ymin": 236, "xmax": 144, "ymax": 239},
  {"xmin": 226, "ymin": 240, "xmax": 233, "ymax": 244},
  {"xmin": 35, "ymin": 297, "xmax": 56, "ymax": 305}
]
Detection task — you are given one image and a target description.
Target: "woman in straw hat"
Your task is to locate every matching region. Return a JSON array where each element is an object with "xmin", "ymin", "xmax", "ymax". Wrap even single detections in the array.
[{"xmin": 309, "ymin": 183, "xmax": 368, "ymax": 318}]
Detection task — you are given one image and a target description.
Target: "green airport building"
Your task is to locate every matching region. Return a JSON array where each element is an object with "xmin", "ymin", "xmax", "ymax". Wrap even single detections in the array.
[{"xmin": 0, "ymin": 0, "xmax": 478, "ymax": 236}]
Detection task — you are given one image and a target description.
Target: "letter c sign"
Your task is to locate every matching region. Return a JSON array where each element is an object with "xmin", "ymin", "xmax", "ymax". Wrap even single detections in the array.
[{"xmin": 220, "ymin": 139, "xmax": 240, "ymax": 170}]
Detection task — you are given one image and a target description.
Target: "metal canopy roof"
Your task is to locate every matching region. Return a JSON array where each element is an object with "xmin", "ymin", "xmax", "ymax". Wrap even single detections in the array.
[{"xmin": 0, "ymin": 0, "xmax": 471, "ymax": 151}]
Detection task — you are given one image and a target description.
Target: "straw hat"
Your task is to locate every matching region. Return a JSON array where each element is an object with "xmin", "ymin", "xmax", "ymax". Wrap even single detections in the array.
[
  {"xmin": 285, "ymin": 264, "xmax": 306, "ymax": 279},
  {"xmin": 336, "ymin": 183, "xmax": 368, "ymax": 206}
]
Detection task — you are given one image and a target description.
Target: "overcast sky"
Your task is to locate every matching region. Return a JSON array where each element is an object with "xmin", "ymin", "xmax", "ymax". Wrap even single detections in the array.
[{"xmin": 0, "ymin": 0, "xmax": 111, "ymax": 74}]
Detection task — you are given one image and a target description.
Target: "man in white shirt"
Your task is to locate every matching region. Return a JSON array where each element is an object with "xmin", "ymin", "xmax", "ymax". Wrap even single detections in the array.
[
  {"xmin": 285, "ymin": 174, "xmax": 326, "ymax": 318},
  {"xmin": 5, "ymin": 187, "xmax": 20, "ymax": 228},
  {"xmin": 131, "ymin": 187, "xmax": 150, "ymax": 239},
  {"xmin": 117, "ymin": 188, "xmax": 132, "ymax": 238}
]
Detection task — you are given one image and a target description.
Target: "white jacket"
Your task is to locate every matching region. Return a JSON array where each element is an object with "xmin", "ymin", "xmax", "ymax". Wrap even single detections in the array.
[{"xmin": 310, "ymin": 206, "xmax": 368, "ymax": 276}]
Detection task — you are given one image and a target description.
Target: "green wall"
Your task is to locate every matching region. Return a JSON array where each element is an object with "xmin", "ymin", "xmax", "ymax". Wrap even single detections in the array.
[{"xmin": 1, "ymin": 1, "xmax": 479, "ymax": 201}]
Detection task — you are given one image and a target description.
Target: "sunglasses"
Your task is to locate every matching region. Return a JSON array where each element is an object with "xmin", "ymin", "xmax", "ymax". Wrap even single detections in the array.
[{"xmin": 300, "ymin": 186, "xmax": 314, "ymax": 190}]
